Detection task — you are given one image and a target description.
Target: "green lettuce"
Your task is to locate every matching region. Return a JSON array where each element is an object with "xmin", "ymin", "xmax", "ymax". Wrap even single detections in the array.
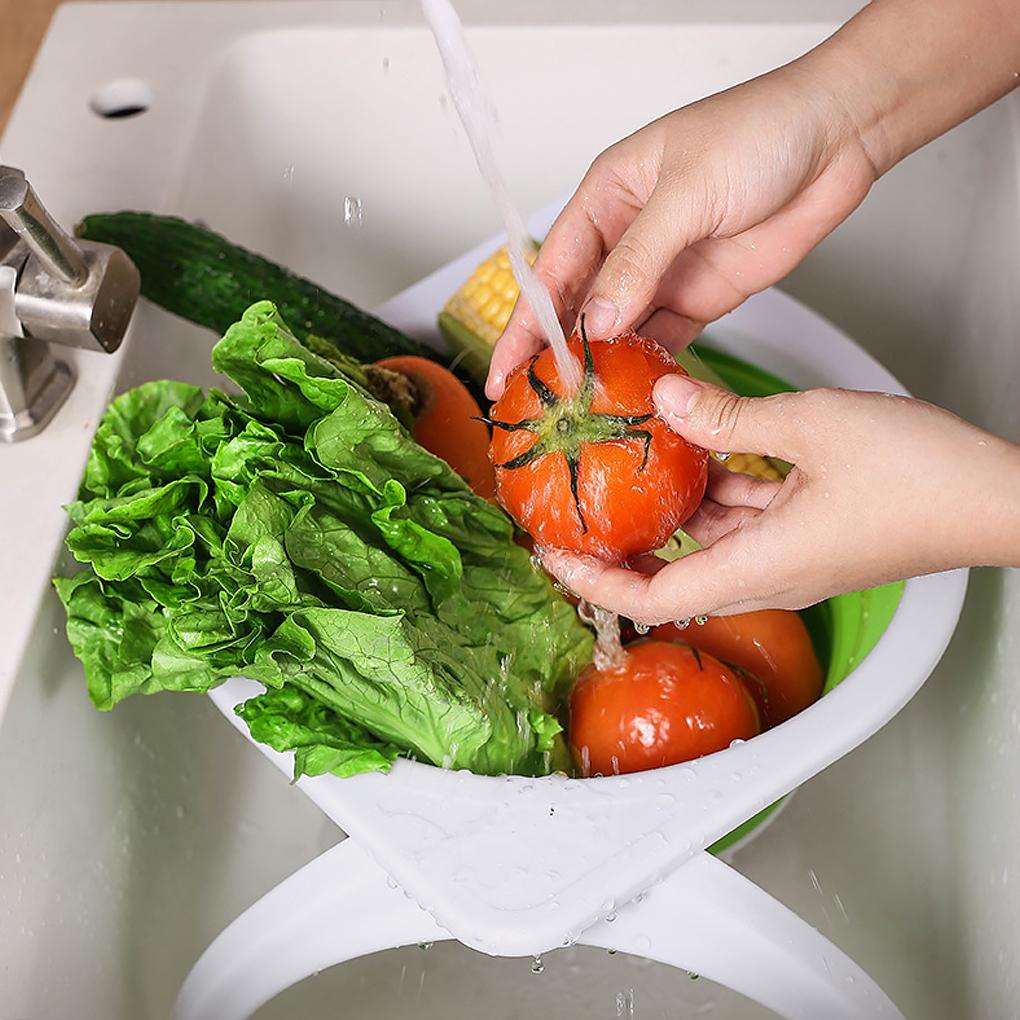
[{"xmin": 55, "ymin": 301, "xmax": 591, "ymax": 779}]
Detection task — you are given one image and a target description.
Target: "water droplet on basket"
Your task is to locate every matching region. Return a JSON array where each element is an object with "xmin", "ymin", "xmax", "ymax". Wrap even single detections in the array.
[
  {"xmin": 633, "ymin": 622, "xmax": 650, "ymax": 635},
  {"xmin": 673, "ymin": 618, "xmax": 691, "ymax": 631},
  {"xmin": 694, "ymin": 615, "xmax": 708, "ymax": 626},
  {"xmin": 531, "ymin": 955, "xmax": 544, "ymax": 974}
]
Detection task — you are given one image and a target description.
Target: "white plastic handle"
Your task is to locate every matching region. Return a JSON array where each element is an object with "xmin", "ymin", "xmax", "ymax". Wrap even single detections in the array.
[
  {"xmin": 584, "ymin": 851, "xmax": 903, "ymax": 1020},
  {"xmin": 173, "ymin": 843, "xmax": 903, "ymax": 1020},
  {"xmin": 171, "ymin": 838, "xmax": 447, "ymax": 1020}
]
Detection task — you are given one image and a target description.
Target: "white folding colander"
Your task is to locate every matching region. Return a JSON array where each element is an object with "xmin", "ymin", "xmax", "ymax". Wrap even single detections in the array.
[{"xmin": 172, "ymin": 200, "xmax": 967, "ymax": 1020}]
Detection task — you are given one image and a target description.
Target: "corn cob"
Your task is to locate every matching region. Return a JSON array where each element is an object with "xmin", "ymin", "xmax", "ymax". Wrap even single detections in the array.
[
  {"xmin": 444, "ymin": 244, "xmax": 533, "ymax": 344},
  {"xmin": 713, "ymin": 451, "xmax": 784, "ymax": 481}
]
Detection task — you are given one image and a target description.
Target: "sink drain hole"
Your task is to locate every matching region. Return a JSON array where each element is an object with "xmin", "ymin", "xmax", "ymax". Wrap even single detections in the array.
[{"xmin": 90, "ymin": 79, "xmax": 154, "ymax": 119}]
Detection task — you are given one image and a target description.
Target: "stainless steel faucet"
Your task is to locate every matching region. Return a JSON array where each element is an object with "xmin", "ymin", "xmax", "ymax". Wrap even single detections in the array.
[{"xmin": 0, "ymin": 165, "xmax": 139, "ymax": 442}]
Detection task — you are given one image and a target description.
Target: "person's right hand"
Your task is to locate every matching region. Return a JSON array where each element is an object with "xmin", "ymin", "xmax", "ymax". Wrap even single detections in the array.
[
  {"xmin": 537, "ymin": 376, "xmax": 1020, "ymax": 625},
  {"xmin": 486, "ymin": 65, "xmax": 880, "ymax": 400}
]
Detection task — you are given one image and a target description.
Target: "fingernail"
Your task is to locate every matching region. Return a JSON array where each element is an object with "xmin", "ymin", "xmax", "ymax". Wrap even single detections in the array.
[
  {"xmin": 580, "ymin": 298, "xmax": 620, "ymax": 338},
  {"xmin": 654, "ymin": 374, "xmax": 703, "ymax": 419},
  {"xmin": 485, "ymin": 371, "xmax": 503, "ymax": 401}
]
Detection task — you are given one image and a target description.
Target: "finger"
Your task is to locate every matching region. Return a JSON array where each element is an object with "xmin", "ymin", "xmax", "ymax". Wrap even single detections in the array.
[
  {"xmin": 580, "ymin": 182, "xmax": 715, "ymax": 340},
  {"xmin": 486, "ymin": 176, "xmax": 634, "ymax": 399},
  {"xmin": 638, "ymin": 307, "xmax": 704, "ymax": 353},
  {"xmin": 541, "ymin": 536, "xmax": 770, "ymax": 625},
  {"xmin": 705, "ymin": 458, "xmax": 782, "ymax": 509},
  {"xmin": 683, "ymin": 499, "xmax": 762, "ymax": 547},
  {"xmin": 653, "ymin": 374, "xmax": 808, "ymax": 462},
  {"xmin": 625, "ymin": 552, "xmax": 668, "ymax": 576}
]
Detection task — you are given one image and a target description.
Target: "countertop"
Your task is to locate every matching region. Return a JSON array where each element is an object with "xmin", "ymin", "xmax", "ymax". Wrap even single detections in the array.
[{"xmin": 0, "ymin": 1, "xmax": 63, "ymax": 133}]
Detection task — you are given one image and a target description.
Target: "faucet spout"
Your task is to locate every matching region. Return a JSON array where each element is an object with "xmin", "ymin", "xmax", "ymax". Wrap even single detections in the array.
[{"xmin": 0, "ymin": 165, "xmax": 139, "ymax": 443}]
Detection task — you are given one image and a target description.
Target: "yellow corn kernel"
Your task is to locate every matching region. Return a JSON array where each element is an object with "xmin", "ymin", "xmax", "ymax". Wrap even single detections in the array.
[
  {"xmin": 712, "ymin": 451, "xmax": 783, "ymax": 481},
  {"xmin": 442, "ymin": 244, "xmax": 533, "ymax": 347}
]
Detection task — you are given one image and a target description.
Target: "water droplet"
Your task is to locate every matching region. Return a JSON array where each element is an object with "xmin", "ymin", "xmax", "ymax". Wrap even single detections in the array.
[
  {"xmin": 531, "ymin": 955, "xmax": 544, "ymax": 974},
  {"xmin": 343, "ymin": 196, "xmax": 363, "ymax": 226},
  {"xmin": 633, "ymin": 622, "xmax": 650, "ymax": 635},
  {"xmin": 688, "ymin": 971, "xmax": 700, "ymax": 981},
  {"xmin": 694, "ymin": 615, "xmax": 708, "ymax": 626},
  {"xmin": 606, "ymin": 910, "xmax": 617, "ymax": 923},
  {"xmin": 282, "ymin": 165, "xmax": 295, "ymax": 184},
  {"xmin": 673, "ymin": 618, "xmax": 690, "ymax": 630},
  {"xmin": 418, "ymin": 942, "xmax": 434, "ymax": 951}
]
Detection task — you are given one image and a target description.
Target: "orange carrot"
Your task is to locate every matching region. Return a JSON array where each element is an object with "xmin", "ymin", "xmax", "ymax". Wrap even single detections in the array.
[{"xmin": 375, "ymin": 356, "xmax": 496, "ymax": 500}]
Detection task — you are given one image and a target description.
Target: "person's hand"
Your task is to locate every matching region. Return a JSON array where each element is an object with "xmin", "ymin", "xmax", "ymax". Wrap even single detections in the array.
[
  {"xmin": 538, "ymin": 376, "xmax": 1020, "ymax": 625},
  {"xmin": 485, "ymin": 0, "xmax": 1020, "ymax": 404},
  {"xmin": 486, "ymin": 67, "xmax": 879, "ymax": 400}
]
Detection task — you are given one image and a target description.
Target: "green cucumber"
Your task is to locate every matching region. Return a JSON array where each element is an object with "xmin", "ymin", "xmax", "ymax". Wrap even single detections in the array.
[{"xmin": 76, "ymin": 211, "xmax": 441, "ymax": 365}]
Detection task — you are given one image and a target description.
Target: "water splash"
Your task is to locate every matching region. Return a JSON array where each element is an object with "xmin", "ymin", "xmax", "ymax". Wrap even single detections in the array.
[
  {"xmin": 591, "ymin": 607, "xmax": 625, "ymax": 671},
  {"xmin": 343, "ymin": 195, "xmax": 363, "ymax": 226},
  {"xmin": 420, "ymin": 0, "xmax": 580, "ymax": 392},
  {"xmin": 616, "ymin": 989, "xmax": 635, "ymax": 1018}
]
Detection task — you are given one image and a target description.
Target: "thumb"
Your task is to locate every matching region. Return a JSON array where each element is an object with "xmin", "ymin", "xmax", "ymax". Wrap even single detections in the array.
[
  {"xmin": 579, "ymin": 185, "xmax": 708, "ymax": 339},
  {"xmin": 653, "ymin": 373, "xmax": 802, "ymax": 459}
]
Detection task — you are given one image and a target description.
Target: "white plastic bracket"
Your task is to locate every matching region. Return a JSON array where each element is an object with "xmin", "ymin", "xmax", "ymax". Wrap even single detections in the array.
[{"xmin": 173, "ymin": 840, "xmax": 903, "ymax": 1020}]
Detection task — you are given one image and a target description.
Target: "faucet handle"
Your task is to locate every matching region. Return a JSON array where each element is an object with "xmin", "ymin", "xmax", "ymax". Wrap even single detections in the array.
[
  {"xmin": 0, "ymin": 166, "xmax": 89, "ymax": 287},
  {"xmin": 0, "ymin": 166, "xmax": 139, "ymax": 354}
]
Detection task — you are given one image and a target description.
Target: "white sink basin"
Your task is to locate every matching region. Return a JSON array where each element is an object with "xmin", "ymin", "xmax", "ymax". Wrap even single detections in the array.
[{"xmin": 1, "ymin": 3, "xmax": 1018, "ymax": 1018}]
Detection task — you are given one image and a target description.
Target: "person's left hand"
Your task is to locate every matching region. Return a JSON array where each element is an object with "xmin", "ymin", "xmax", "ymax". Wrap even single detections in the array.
[{"xmin": 538, "ymin": 374, "xmax": 1020, "ymax": 624}]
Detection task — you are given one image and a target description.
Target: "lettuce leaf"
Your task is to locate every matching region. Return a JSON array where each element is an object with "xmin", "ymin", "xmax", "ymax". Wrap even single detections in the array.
[{"xmin": 56, "ymin": 301, "xmax": 591, "ymax": 778}]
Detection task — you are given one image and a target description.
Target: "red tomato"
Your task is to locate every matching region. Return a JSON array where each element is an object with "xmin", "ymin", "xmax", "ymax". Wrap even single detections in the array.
[
  {"xmin": 651, "ymin": 611, "xmax": 824, "ymax": 727},
  {"xmin": 568, "ymin": 640, "xmax": 760, "ymax": 777},
  {"xmin": 487, "ymin": 328, "xmax": 708, "ymax": 562}
]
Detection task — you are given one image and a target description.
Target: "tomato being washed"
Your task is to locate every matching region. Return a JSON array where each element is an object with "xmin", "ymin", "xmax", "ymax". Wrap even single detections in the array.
[
  {"xmin": 569, "ymin": 640, "xmax": 760, "ymax": 777},
  {"xmin": 487, "ymin": 325, "xmax": 708, "ymax": 562},
  {"xmin": 652, "ymin": 611, "xmax": 824, "ymax": 727}
]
